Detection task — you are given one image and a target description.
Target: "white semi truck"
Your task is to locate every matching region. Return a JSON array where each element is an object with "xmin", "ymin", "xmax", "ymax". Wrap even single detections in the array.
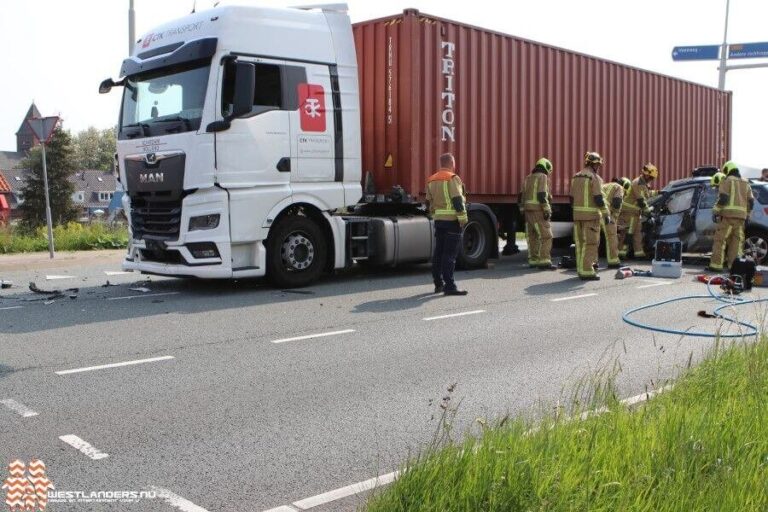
[{"xmin": 100, "ymin": 3, "xmax": 498, "ymax": 287}]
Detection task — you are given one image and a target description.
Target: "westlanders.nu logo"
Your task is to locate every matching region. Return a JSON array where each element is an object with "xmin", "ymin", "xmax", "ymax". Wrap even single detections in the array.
[{"xmin": 2, "ymin": 459, "xmax": 54, "ymax": 512}]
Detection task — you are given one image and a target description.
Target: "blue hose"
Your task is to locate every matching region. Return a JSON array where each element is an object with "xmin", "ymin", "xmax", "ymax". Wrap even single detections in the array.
[{"xmin": 622, "ymin": 277, "xmax": 767, "ymax": 338}]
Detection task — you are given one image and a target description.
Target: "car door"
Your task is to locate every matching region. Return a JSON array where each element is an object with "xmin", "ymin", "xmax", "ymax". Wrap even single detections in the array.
[
  {"xmin": 693, "ymin": 183, "xmax": 719, "ymax": 251},
  {"xmin": 653, "ymin": 186, "xmax": 698, "ymax": 250}
]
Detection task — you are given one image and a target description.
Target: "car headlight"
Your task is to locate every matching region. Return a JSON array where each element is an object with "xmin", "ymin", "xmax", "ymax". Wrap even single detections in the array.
[{"xmin": 189, "ymin": 214, "xmax": 220, "ymax": 231}]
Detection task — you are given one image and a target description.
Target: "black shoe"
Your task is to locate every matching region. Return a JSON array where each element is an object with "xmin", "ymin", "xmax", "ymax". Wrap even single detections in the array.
[
  {"xmin": 580, "ymin": 275, "xmax": 601, "ymax": 281},
  {"xmin": 502, "ymin": 246, "xmax": 520, "ymax": 256},
  {"xmin": 538, "ymin": 263, "xmax": 558, "ymax": 270},
  {"xmin": 434, "ymin": 284, "xmax": 445, "ymax": 294},
  {"xmin": 607, "ymin": 263, "xmax": 622, "ymax": 269},
  {"xmin": 444, "ymin": 289, "xmax": 469, "ymax": 296}
]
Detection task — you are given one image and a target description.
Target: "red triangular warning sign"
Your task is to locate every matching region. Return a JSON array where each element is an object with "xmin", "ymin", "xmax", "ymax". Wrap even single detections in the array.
[{"xmin": 27, "ymin": 116, "xmax": 60, "ymax": 144}]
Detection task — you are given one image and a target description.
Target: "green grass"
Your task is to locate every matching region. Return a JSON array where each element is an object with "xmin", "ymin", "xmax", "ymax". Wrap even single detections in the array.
[
  {"xmin": 0, "ymin": 223, "xmax": 128, "ymax": 253},
  {"xmin": 366, "ymin": 338, "xmax": 768, "ymax": 511}
]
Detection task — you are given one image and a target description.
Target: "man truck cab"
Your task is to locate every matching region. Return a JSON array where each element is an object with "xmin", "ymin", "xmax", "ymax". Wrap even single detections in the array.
[{"xmin": 100, "ymin": 4, "xmax": 497, "ymax": 287}]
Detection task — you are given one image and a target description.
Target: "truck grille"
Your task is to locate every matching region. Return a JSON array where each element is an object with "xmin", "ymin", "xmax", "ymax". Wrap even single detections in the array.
[{"xmin": 130, "ymin": 196, "xmax": 182, "ymax": 241}]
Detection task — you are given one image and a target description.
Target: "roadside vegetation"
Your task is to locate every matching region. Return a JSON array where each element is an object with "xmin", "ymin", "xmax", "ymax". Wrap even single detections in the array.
[
  {"xmin": 367, "ymin": 337, "xmax": 768, "ymax": 511},
  {"xmin": 0, "ymin": 223, "xmax": 128, "ymax": 253}
]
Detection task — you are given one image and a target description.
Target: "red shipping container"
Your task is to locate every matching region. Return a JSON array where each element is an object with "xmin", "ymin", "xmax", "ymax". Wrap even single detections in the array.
[{"xmin": 353, "ymin": 10, "xmax": 732, "ymax": 204}]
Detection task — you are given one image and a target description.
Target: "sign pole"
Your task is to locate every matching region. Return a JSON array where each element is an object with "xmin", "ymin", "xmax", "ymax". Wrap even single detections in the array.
[
  {"xmin": 128, "ymin": 0, "xmax": 136, "ymax": 55},
  {"xmin": 718, "ymin": 0, "xmax": 731, "ymax": 90},
  {"xmin": 40, "ymin": 142, "xmax": 55, "ymax": 259}
]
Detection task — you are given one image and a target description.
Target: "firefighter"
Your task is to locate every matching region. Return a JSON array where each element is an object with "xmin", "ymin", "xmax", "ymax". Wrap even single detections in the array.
[
  {"xmin": 708, "ymin": 161, "xmax": 754, "ymax": 272},
  {"xmin": 711, "ymin": 172, "xmax": 726, "ymax": 188},
  {"xmin": 618, "ymin": 163, "xmax": 658, "ymax": 259},
  {"xmin": 601, "ymin": 177, "xmax": 628, "ymax": 268},
  {"xmin": 426, "ymin": 153, "xmax": 469, "ymax": 296},
  {"xmin": 571, "ymin": 152, "xmax": 610, "ymax": 280},
  {"xmin": 521, "ymin": 157, "xmax": 556, "ymax": 270}
]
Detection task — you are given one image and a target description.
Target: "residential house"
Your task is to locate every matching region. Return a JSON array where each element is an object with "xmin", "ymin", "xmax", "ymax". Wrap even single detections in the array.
[{"xmin": 69, "ymin": 170, "xmax": 118, "ymax": 219}]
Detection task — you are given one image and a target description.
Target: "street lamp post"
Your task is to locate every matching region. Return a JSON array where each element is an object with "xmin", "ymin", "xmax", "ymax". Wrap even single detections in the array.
[
  {"xmin": 128, "ymin": 0, "xmax": 136, "ymax": 55},
  {"xmin": 717, "ymin": 0, "xmax": 731, "ymax": 90}
]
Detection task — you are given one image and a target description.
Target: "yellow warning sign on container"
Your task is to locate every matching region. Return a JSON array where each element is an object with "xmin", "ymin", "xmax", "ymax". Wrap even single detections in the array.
[{"xmin": 384, "ymin": 154, "xmax": 394, "ymax": 168}]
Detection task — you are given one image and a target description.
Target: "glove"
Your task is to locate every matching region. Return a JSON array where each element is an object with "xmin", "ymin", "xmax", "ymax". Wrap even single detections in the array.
[
  {"xmin": 543, "ymin": 211, "xmax": 551, "ymax": 221},
  {"xmin": 712, "ymin": 212, "xmax": 721, "ymax": 223}
]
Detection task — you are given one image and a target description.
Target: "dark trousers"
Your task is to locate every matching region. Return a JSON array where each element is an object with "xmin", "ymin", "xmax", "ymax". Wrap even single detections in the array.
[{"xmin": 432, "ymin": 220, "xmax": 463, "ymax": 291}]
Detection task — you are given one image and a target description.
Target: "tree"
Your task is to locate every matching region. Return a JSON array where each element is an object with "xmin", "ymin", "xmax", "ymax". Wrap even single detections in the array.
[
  {"xmin": 72, "ymin": 126, "xmax": 117, "ymax": 171},
  {"xmin": 18, "ymin": 128, "xmax": 78, "ymax": 232}
]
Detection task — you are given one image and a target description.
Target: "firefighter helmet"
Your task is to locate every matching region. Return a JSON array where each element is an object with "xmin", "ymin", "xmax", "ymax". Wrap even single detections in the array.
[
  {"xmin": 535, "ymin": 157, "xmax": 553, "ymax": 174},
  {"xmin": 584, "ymin": 152, "xmax": 604, "ymax": 167},
  {"xmin": 711, "ymin": 172, "xmax": 726, "ymax": 187},
  {"xmin": 722, "ymin": 161, "xmax": 739, "ymax": 176},
  {"xmin": 620, "ymin": 177, "xmax": 632, "ymax": 191},
  {"xmin": 642, "ymin": 163, "xmax": 659, "ymax": 179}
]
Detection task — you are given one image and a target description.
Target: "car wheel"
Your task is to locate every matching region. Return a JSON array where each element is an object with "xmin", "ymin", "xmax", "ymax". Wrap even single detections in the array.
[{"xmin": 744, "ymin": 230, "xmax": 768, "ymax": 264}]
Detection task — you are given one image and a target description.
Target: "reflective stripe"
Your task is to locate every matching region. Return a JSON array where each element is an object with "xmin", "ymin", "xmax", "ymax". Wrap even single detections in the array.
[
  {"xmin": 534, "ymin": 222, "xmax": 542, "ymax": 263},
  {"xmin": 622, "ymin": 202, "xmax": 641, "ymax": 211}
]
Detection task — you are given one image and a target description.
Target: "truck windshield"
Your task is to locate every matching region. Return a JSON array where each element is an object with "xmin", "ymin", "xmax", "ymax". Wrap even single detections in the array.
[{"xmin": 119, "ymin": 60, "xmax": 210, "ymax": 139}]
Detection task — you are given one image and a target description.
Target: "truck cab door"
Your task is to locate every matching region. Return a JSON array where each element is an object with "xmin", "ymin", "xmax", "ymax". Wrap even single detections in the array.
[{"xmin": 652, "ymin": 186, "xmax": 699, "ymax": 250}]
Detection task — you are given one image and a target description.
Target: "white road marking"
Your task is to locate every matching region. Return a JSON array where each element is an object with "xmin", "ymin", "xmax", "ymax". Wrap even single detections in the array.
[
  {"xmin": 551, "ymin": 293, "xmax": 598, "ymax": 302},
  {"xmin": 1, "ymin": 399, "xmax": 38, "ymax": 418},
  {"xmin": 0, "ymin": 306, "xmax": 23, "ymax": 311},
  {"xmin": 104, "ymin": 270, "xmax": 132, "ymax": 276},
  {"xmin": 620, "ymin": 385, "xmax": 674, "ymax": 406},
  {"xmin": 423, "ymin": 310, "xmax": 485, "ymax": 321},
  {"xmin": 55, "ymin": 356, "xmax": 175, "ymax": 375},
  {"xmin": 59, "ymin": 435, "xmax": 109, "ymax": 460},
  {"xmin": 291, "ymin": 471, "xmax": 399, "ymax": 510},
  {"xmin": 637, "ymin": 281, "xmax": 673, "ymax": 289},
  {"xmin": 272, "ymin": 329, "xmax": 356, "ymax": 344},
  {"xmin": 107, "ymin": 292, "xmax": 180, "ymax": 301},
  {"xmin": 149, "ymin": 487, "xmax": 210, "ymax": 512},
  {"xmin": 264, "ymin": 507, "xmax": 298, "ymax": 512},
  {"xmin": 45, "ymin": 275, "xmax": 74, "ymax": 280}
]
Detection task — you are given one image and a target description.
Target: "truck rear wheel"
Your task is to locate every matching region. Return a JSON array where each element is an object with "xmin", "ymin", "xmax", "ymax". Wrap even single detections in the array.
[
  {"xmin": 457, "ymin": 211, "xmax": 493, "ymax": 269},
  {"xmin": 267, "ymin": 214, "xmax": 327, "ymax": 288}
]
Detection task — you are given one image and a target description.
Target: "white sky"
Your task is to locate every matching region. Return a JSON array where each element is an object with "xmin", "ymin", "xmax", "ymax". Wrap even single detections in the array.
[{"xmin": 1, "ymin": 0, "xmax": 766, "ymax": 167}]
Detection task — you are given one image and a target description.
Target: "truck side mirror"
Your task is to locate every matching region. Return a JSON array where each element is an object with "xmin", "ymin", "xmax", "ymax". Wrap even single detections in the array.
[
  {"xmin": 231, "ymin": 62, "xmax": 255, "ymax": 118},
  {"xmin": 99, "ymin": 77, "xmax": 124, "ymax": 94}
]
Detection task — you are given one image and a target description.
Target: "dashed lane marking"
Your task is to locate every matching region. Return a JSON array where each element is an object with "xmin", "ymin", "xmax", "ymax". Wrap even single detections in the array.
[
  {"xmin": 59, "ymin": 435, "xmax": 108, "ymax": 460},
  {"xmin": 551, "ymin": 293, "xmax": 598, "ymax": 302},
  {"xmin": 423, "ymin": 310, "xmax": 485, "ymax": 321},
  {"xmin": 104, "ymin": 271, "xmax": 133, "ymax": 276},
  {"xmin": 149, "ymin": 487, "xmax": 210, "ymax": 512},
  {"xmin": 45, "ymin": 275, "xmax": 74, "ymax": 280},
  {"xmin": 0, "ymin": 306, "xmax": 23, "ymax": 311},
  {"xmin": 263, "ymin": 507, "xmax": 298, "ymax": 512},
  {"xmin": 55, "ymin": 356, "xmax": 175, "ymax": 376},
  {"xmin": 107, "ymin": 292, "xmax": 180, "ymax": 301},
  {"xmin": 272, "ymin": 329, "xmax": 356, "ymax": 344},
  {"xmin": 1, "ymin": 399, "xmax": 38, "ymax": 418},
  {"xmin": 637, "ymin": 281, "xmax": 673, "ymax": 289}
]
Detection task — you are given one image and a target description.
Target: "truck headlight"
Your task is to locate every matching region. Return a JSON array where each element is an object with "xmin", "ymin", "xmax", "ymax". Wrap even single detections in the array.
[{"xmin": 189, "ymin": 214, "xmax": 220, "ymax": 231}]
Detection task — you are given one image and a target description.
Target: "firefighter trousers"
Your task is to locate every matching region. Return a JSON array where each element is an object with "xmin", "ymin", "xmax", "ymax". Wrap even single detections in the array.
[
  {"xmin": 573, "ymin": 219, "xmax": 600, "ymax": 278},
  {"xmin": 524, "ymin": 210, "xmax": 553, "ymax": 266},
  {"xmin": 618, "ymin": 211, "xmax": 645, "ymax": 258},
  {"xmin": 601, "ymin": 219, "xmax": 620, "ymax": 266},
  {"xmin": 432, "ymin": 220, "xmax": 463, "ymax": 290},
  {"xmin": 709, "ymin": 217, "xmax": 745, "ymax": 271}
]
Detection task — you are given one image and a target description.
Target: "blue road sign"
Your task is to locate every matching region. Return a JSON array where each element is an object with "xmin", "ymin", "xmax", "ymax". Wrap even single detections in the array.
[
  {"xmin": 672, "ymin": 45, "xmax": 720, "ymax": 61},
  {"xmin": 728, "ymin": 42, "xmax": 768, "ymax": 59}
]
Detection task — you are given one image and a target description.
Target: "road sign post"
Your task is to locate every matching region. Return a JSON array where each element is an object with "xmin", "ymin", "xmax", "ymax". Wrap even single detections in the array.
[{"xmin": 26, "ymin": 116, "xmax": 60, "ymax": 259}]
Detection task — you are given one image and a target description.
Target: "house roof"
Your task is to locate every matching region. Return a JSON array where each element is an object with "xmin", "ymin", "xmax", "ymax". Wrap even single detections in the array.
[
  {"xmin": 0, "ymin": 172, "xmax": 11, "ymax": 193},
  {"xmin": 0, "ymin": 151, "xmax": 24, "ymax": 171},
  {"xmin": 70, "ymin": 170, "xmax": 117, "ymax": 193},
  {"xmin": 4, "ymin": 168, "xmax": 32, "ymax": 194}
]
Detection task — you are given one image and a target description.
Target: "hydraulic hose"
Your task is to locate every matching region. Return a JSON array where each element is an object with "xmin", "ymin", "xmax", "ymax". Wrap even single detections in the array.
[{"xmin": 622, "ymin": 277, "xmax": 767, "ymax": 338}]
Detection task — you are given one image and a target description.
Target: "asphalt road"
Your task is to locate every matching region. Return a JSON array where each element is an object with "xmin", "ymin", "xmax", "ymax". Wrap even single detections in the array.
[{"xmin": 0, "ymin": 249, "xmax": 764, "ymax": 511}]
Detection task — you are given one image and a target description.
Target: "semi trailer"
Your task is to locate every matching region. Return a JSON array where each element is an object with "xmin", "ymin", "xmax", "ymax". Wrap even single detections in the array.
[{"xmin": 100, "ymin": 4, "xmax": 731, "ymax": 287}]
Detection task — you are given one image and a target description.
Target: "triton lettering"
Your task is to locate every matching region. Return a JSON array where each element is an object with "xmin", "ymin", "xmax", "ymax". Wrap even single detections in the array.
[{"xmin": 441, "ymin": 41, "xmax": 456, "ymax": 142}]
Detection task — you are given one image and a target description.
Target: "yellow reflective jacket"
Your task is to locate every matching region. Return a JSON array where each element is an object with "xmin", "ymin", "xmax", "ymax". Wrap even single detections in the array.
[
  {"xmin": 426, "ymin": 170, "xmax": 468, "ymax": 223},
  {"xmin": 602, "ymin": 182, "xmax": 624, "ymax": 219},
  {"xmin": 522, "ymin": 171, "xmax": 552, "ymax": 213},
  {"xmin": 571, "ymin": 167, "xmax": 607, "ymax": 221},
  {"xmin": 623, "ymin": 176, "xmax": 651, "ymax": 213},
  {"xmin": 715, "ymin": 175, "xmax": 753, "ymax": 220}
]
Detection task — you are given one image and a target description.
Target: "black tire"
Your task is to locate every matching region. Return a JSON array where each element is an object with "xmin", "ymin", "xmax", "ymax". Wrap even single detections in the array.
[
  {"xmin": 457, "ymin": 211, "xmax": 493, "ymax": 269},
  {"xmin": 267, "ymin": 214, "xmax": 328, "ymax": 288},
  {"xmin": 744, "ymin": 229, "xmax": 768, "ymax": 264}
]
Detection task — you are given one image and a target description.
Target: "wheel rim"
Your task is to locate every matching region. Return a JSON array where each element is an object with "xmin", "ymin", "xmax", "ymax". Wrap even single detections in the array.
[
  {"xmin": 462, "ymin": 221, "xmax": 486, "ymax": 260},
  {"xmin": 744, "ymin": 235, "xmax": 768, "ymax": 264},
  {"xmin": 281, "ymin": 232, "xmax": 315, "ymax": 271}
]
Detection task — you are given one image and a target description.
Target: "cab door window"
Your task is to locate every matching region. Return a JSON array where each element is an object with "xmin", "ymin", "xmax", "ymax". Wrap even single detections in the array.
[{"xmin": 221, "ymin": 61, "xmax": 306, "ymax": 117}]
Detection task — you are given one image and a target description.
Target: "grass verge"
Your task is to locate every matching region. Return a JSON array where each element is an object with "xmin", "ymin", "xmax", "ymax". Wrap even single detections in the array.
[
  {"xmin": 367, "ymin": 338, "xmax": 768, "ymax": 511},
  {"xmin": 0, "ymin": 223, "xmax": 128, "ymax": 253}
]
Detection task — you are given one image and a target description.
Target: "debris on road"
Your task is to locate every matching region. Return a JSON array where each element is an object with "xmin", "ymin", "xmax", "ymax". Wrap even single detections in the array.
[
  {"xmin": 0, "ymin": 281, "xmax": 12, "ymax": 289},
  {"xmin": 102, "ymin": 281, "xmax": 120, "ymax": 287},
  {"xmin": 28, "ymin": 282, "xmax": 79, "ymax": 302}
]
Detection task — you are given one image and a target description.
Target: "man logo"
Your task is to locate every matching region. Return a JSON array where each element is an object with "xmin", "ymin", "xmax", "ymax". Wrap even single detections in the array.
[
  {"xmin": 139, "ymin": 172, "xmax": 164, "ymax": 184},
  {"xmin": 2, "ymin": 459, "xmax": 54, "ymax": 512}
]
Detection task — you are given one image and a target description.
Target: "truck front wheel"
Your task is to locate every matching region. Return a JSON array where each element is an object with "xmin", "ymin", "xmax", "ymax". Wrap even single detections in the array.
[
  {"xmin": 267, "ymin": 214, "xmax": 327, "ymax": 288},
  {"xmin": 457, "ymin": 211, "xmax": 493, "ymax": 269}
]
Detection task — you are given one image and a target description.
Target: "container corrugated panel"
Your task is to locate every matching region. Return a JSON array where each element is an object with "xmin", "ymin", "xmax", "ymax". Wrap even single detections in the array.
[{"xmin": 353, "ymin": 10, "xmax": 732, "ymax": 203}]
